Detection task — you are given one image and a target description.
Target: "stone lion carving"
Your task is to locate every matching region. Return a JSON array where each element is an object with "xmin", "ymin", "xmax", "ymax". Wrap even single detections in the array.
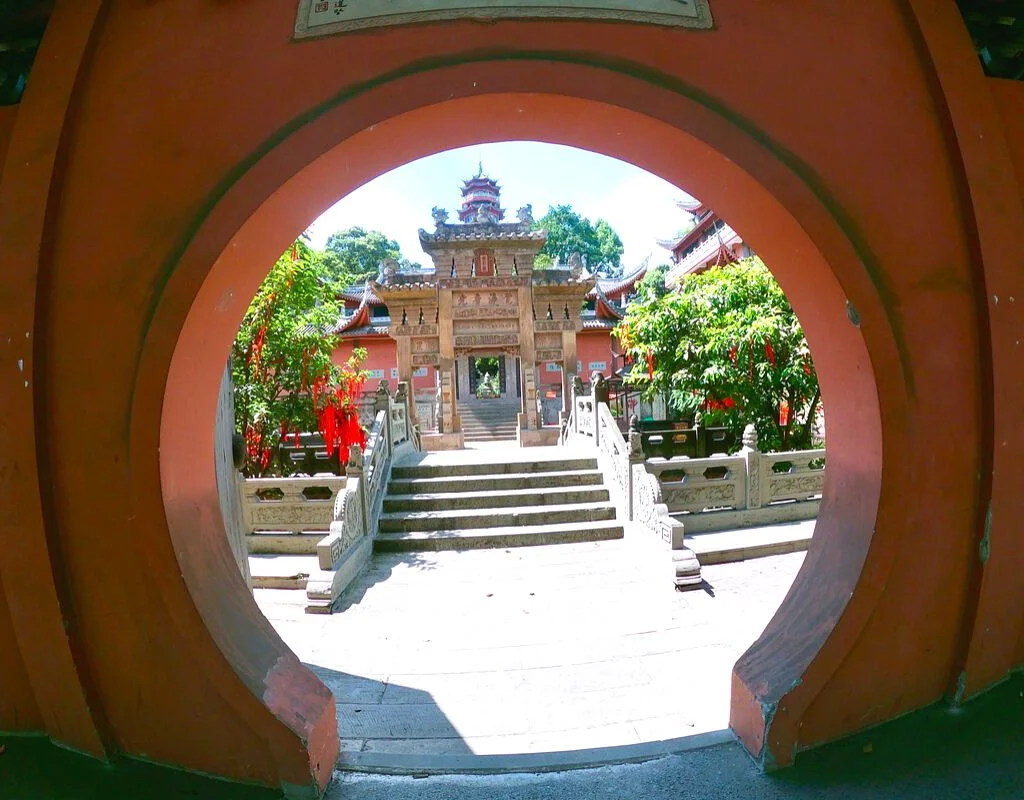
[
  {"xmin": 475, "ymin": 205, "xmax": 493, "ymax": 224},
  {"xmin": 568, "ymin": 251, "xmax": 585, "ymax": 279},
  {"xmin": 381, "ymin": 258, "xmax": 399, "ymax": 283},
  {"xmin": 517, "ymin": 204, "xmax": 534, "ymax": 224}
]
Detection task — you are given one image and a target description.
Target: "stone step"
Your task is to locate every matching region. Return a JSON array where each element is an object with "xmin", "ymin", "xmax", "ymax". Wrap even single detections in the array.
[
  {"xmin": 374, "ymin": 520, "xmax": 625, "ymax": 552},
  {"xmin": 392, "ymin": 457, "xmax": 598, "ymax": 480},
  {"xmin": 461, "ymin": 423, "xmax": 519, "ymax": 433},
  {"xmin": 383, "ymin": 485, "xmax": 610, "ymax": 513},
  {"xmin": 378, "ymin": 501, "xmax": 617, "ymax": 533},
  {"xmin": 460, "ymin": 417, "xmax": 519, "ymax": 427},
  {"xmin": 388, "ymin": 469, "xmax": 604, "ymax": 495}
]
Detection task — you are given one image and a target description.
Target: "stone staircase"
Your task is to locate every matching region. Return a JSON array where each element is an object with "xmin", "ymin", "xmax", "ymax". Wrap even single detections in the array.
[
  {"xmin": 457, "ymin": 400, "xmax": 519, "ymax": 442},
  {"xmin": 376, "ymin": 448, "xmax": 624, "ymax": 551}
]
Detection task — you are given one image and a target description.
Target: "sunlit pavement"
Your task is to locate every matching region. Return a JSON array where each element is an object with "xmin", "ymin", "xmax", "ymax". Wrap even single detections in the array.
[{"xmin": 255, "ymin": 530, "xmax": 805, "ymax": 764}]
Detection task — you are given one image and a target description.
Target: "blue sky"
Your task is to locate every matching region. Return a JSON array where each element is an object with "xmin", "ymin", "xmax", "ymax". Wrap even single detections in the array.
[{"xmin": 306, "ymin": 141, "xmax": 696, "ymax": 270}]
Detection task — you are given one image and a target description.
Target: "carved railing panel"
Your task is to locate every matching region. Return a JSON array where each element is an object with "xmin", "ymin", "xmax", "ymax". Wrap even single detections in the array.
[
  {"xmin": 762, "ymin": 449, "xmax": 826, "ymax": 503},
  {"xmin": 597, "ymin": 404, "xmax": 629, "ymax": 507},
  {"xmin": 241, "ymin": 476, "xmax": 347, "ymax": 533},
  {"xmin": 646, "ymin": 455, "xmax": 746, "ymax": 514},
  {"xmin": 576, "ymin": 396, "xmax": 595, "ymax": 438}
]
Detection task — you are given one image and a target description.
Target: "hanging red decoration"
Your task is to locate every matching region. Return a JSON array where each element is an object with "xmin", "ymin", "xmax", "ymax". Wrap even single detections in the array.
[
  {"xmin": 779, "ymin": 399, "xmax": 791, "ymax": 427},
  {"xmin": 646, "ymin": 349, "xmax": 655, "ymax": 380},
  {"xmin": 729, "ymin": 344, "xmax": 738, "ymax": 364},
  {"xmin": 803, "ymin": 356, "xmax": 812, "ymax": 376},
  {"xmin": 290, "ymin": 243, "xmax": 299, "ymax": 263},
  {"xmin": 764, "ymin": 337, "xmax": 776, "ymax": 367}
]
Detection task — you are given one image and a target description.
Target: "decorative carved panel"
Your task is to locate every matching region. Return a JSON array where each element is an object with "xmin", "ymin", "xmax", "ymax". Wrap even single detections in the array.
[{"xmin": 454, "ymin": 334, "xmax": 519, "ymax": 348}]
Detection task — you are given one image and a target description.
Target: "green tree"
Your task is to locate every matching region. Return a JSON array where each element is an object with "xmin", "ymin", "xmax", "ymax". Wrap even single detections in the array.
[
  {"xmin": 635, "ymin": 263, "xmax": 671, "ymax": 302},
  {"xmin": 319, "ymin": 227, "xmax": 421, "ymax": 285},
  {"xmin": 534, "ymin": 205, "xmax": 623, "ymax": 275},
  {"xmin": 232, "ymin": 240, "xmax": 366, "ymax": 476},
  {"xmin": 617, "ymin": 258, "xmax": 820, "ymax": 452},
  {"xmin": 594, "ymin": 218, "xmax": 624, "ymax": 271}
]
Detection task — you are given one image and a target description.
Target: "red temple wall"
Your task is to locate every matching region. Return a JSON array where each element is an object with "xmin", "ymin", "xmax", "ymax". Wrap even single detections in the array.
[
  {"xmin": 2, "ymin": 2, "xmax": 1023, "ymax": 793},
  {"xmin": 332, "ymin": 338, "xmax": 437, "ymax": 393}
]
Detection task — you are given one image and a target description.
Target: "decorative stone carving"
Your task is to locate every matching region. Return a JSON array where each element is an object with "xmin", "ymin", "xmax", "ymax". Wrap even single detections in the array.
[
  {"xmin": 431, "ymin": 206, "xmax": 449, "ymax": 227},
  {"xmin": 347, "ymin": 444, "xmax": 364, "ymax": 471},
  {"xmin": 568, "ymin": 251, "xmax": 585, "ymax": 279},
  {"xmin": 517, "ymin": 204, "xmax": 534, "ymax": 224},
  {"xmin": 769, "ymin": 474, "xmax": 824, "ymax": 500},
  {"xmin": 742, "ymin": 424, "xmax": 759, "ymax": 451},
  {"xmin": 454, "ymin": 334, "xmax": 519, "ymax": 348},
  {"xmin": 412, "ymin": 353, "xmax": 439, "ymax": 366},
  {"xmin": 535, "ymin": 349, "xmax": 562, "ymax": 362},
  {"xmin": 381, "ymin": 258, "xmax": 399, "ymax": 283}
]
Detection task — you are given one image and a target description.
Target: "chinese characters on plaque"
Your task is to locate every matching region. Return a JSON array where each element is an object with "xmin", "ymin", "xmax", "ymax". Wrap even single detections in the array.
[{"xmin": 295, "ymin": 0, "xmax": 712, "ymax": 37}]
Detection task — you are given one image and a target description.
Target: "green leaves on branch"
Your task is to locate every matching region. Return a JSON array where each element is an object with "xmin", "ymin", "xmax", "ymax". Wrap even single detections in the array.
[
  {"xmin": 533, "ymin": 204, "xmax": 623, "ymax": 275},
  {"xmin": 617, "ymin": 258, "xmax": 821, "ymax": 452},
  {"xmin": 232, "ymin": 241, "xmax": 351, "ymax": 476}
]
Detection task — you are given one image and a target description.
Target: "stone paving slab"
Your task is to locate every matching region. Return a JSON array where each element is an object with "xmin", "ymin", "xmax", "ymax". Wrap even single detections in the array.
[{"xmin": 254, "ymin": 530, "xmax": 805, "ymax": 766}]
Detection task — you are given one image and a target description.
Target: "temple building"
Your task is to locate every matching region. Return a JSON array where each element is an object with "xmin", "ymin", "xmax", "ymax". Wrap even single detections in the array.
[
  {"xmin": 330, "ymin": 170, "xmax": 649, "ymax": 444},
  {"xmin": 659, "ymin": 199, "xmax": 754, "ymax": 286}
]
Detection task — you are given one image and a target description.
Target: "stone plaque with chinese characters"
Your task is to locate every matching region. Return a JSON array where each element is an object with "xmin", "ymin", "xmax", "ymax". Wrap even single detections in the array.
[{"xmin": 296, "ymin": 0, "xmax": 712, "ymax": 37}]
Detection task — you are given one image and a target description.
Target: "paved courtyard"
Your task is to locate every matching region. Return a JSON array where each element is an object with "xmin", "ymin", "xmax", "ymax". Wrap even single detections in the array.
[{"xmin": 256, "ymin": 529, "xmax": 805, "ymax": 765}]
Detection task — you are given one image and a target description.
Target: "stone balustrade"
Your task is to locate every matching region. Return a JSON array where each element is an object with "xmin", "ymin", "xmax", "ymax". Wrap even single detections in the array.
[
  {"xmin": 238, "ymin": 382, "xmax": 419, "ymax": 612},
  {"xmin": 242, "ymin": 475, "xmax": 347, "ymax": 554},
  {"xmin": 563, "ymin": 377, "xmax": 826, "ymax": 588}
]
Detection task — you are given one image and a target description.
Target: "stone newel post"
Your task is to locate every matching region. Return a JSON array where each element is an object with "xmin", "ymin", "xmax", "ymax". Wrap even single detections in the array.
[
  {"xmin": 347, "ymin": 444, "xmax": 369, "ymax": 536},
  {"xmin": 373, "ymin": 379, "xmax": 390, "ymax": 410},
  {"xmin": 628, "ymin": 414, "xmax": 645, "ymax": 520},
  {"xmin": 741, "ymin": 424, "xmax": 763, "ymax": 510}
]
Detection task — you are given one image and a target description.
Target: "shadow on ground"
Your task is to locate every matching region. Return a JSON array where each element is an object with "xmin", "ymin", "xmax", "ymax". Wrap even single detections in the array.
[
  {"xmin": 303, "ymin": 664, "xmax": 472, "ymax": 757},
  {"xmin": 5, "ymin": 673, "xmax": 1023, "ymax": 798},
  {"xmin": 333, "ymin": 551, "xmax": 441, "ymax": 615}
]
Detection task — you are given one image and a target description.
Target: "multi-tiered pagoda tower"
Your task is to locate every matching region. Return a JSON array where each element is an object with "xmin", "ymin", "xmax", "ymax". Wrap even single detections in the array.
[{"xmin": 457, "ymin": 163, "xmax": 505, "ymax": 223}]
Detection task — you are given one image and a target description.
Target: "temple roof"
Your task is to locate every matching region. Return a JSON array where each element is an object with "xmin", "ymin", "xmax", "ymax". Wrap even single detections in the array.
[
  {"xmin": 586, "ymin": 256, "xmax": 650, "ymax": 300},
  {"xmin": 418, "ymin": 221, "xmax": 545, "ymax": 247}
]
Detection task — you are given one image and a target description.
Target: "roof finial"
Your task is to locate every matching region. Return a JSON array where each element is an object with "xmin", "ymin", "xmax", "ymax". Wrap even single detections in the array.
[{"xmin": 476, "ymin": 160, "xmax": 484, "ymax": 178}]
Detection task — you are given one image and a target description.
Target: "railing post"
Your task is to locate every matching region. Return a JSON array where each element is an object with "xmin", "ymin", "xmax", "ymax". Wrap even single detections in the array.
[
  {"xmin": 396, "ymin": 381, "xmax": 410, "ymax": 444},
  {"xmin": 741, "ymin": 424, "xmax": 762, "ymax": 510},
  {"xmin": 374, "ymin": 379, "xmax": 390, "ymax": 416},
  {"xmin": 693, "ymin": 410, "xmax": 706, "ymax": 458},
  {"xmin": 592, "ymin": 372, "xmax": 607, "ymax": 448},
  {"xmin": 628, "ymin": 414, "xmax": 644, "ymax": 521},
  {"xmin": 346, "ymin": 444, "xmax": 369, "ymax": 536},
  {"xmin": 572, "ymin": 374, "xmax": 584, "ymax": 434}
]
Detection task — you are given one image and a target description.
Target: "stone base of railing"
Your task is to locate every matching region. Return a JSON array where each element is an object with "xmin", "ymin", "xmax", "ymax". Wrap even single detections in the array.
[
  {"xmin": 421, "ymin": 432, "xmax": 464, "ymax": 451},
  {"xmin": 304, "ymin": 536, "xmax": 374, "ymax": 614},
  {"xmin": 672, "ymin": 547, "xmax": 703, "ymax": 590},
  {"xmin": 518, "ymin": 427, "xmax": 559, "ymax": 447},
  {"xmin": 674, "ymin": 500, "xmax": 820, "ymax": 535},
  {"xmin": 246, "ymin": 532, "xmax": 324, "ymax": 555}
]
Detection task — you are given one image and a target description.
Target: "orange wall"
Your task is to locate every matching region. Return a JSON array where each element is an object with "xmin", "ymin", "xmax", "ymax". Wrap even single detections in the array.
[
  {"xmin": 2, "ymin": 1, "xmax": 1023, "ymax": 792},
  {"xmin": 333, "ymin": 338, "xmax": 437, "ymax": 393}
]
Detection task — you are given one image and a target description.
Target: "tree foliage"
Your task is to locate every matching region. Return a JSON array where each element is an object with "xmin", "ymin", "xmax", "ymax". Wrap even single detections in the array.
[
  {"xmin": 616, "ymin": 258, "xmax": 821, "ymax": 452},
  {"xmin": 232, "ymin": 241, "xmax": 367, "ymax": 476},
  {"xmin": 534, "ymin": 205, "xmax": 624, "ymax": 275},
  {"xmin": 318, "ymin": 226, "xmax": 420, "ymax": 285}
]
